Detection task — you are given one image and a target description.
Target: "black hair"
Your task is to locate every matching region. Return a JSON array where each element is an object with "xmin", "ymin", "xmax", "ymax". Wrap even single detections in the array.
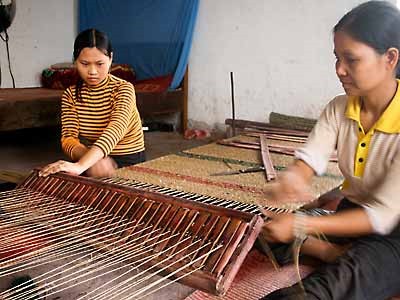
[
  {"xmin": 334, "ymin": 1, "xmax": 400, "ymax": 78},
  {"xmin": 73, "ymin": 28, "xmax": 113, "ymax": 101}
]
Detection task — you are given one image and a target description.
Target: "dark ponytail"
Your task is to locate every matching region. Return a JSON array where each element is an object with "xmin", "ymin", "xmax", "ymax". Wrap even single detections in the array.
[
  {"xmin": 334, "ymin": 1, "xmax": 400, "ymax": 79},
  {"xmin": 73, "ymin": 28, "xmax": 113, "ymax": 101}
]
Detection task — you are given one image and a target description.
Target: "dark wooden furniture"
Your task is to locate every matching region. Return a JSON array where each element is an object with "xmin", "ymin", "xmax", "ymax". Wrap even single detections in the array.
[
  {"xmin": 0, "ymin": 87, "xmax": 63, "ymax": 131},
  {"xmin": 0, "ymin": 69, "xmax": 188, "ymax": 132}
]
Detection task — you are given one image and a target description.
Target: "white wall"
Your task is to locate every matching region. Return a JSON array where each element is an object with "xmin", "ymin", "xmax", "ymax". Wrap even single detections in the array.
[
  {"xmin": 1, "ymin": 1, "xmax": 397, "ymax": 130},
  {"xmin": 188, "ymin": 0, "xmax": 395, "ymax": 130},
  {"xmin": 0, "ymin": 0, "xmax": 76, "ymax": 88}
]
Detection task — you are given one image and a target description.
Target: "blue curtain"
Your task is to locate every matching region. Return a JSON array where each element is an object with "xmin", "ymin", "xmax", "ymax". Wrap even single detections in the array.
[{"xmin": 79, "ymin": 0, "xmax": 199, "ymax": 89}]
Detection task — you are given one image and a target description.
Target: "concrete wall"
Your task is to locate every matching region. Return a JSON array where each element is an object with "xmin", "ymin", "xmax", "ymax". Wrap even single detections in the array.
[
  {"xmin": 0, "ymin": 0, "xmax": 76, "ymax": 88},
  {"xmin": 188, "ymin": 0, "xmax": 395, "ymax": 130},
  {"xmin": 0, "ymin": 0, "xmax": 397, "ymax": 130}
]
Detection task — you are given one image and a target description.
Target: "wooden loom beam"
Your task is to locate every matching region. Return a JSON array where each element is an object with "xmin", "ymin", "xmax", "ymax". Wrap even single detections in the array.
[{"xmin": 259, "ymin": 135, "xmax": 277, "ymax": 182}]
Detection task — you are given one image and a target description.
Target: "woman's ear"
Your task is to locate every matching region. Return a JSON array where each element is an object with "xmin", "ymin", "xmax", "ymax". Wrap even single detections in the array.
[
  {"xmin": 108, "ymin": 52, "xmax": 113, "ymax": 73},
  {"xmin": 386, "ymin": 47, "xmax": 399, "ymax": 71}
]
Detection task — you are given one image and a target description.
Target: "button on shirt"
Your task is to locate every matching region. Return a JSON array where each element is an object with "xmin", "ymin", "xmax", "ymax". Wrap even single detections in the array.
[{"xmin": 295, "ymin": 83, "xmax": 400, "ymax": 234}]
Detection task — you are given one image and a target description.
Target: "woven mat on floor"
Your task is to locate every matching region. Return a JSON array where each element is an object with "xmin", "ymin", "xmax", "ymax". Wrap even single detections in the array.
[
  {"xmin": 184, "ymin": 249, "xmax": 314, "ymax": 300},
  {"xmin": 116, "ymin": 136, "xmax": 343, "ymax": 209},
  {"xmin": 117, "ymin": 154, "xmax": 341, "ymax": 209},
  {"xmin": 182, "ymin": 135, "xmax": 341, "ymax": 178}
]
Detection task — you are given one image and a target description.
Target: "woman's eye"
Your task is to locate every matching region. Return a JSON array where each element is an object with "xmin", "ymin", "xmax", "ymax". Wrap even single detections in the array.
[{"xmin": 346, "ymin": 58, "xmax": 357, "ymax": 64}]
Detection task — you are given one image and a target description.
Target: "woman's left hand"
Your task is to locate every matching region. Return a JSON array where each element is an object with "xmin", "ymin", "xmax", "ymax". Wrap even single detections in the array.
[
  {"xmin": 261, "ymin": 213, "xmax": 296, "ymax": 244},
  {"xmin": 39, "ymin": 160, "xmax": 86, "ymax": 177}
]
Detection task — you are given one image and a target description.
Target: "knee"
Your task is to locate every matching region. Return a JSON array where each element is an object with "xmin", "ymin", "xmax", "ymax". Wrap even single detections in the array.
[{"xmin": 86, "ymin": 157, "xmax": 117, "ymax": 177}]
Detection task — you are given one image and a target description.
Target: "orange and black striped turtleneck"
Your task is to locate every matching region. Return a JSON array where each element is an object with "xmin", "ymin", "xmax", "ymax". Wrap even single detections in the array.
[{"xmin": 61, "ymin": 74, "xmax": 145, "ymax": 158}]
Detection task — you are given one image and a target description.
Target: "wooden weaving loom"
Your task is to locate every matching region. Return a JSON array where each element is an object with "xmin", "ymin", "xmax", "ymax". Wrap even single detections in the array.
[{"xmin": 0, "ymin": 170, "xmax": 263, "ymax": 299}]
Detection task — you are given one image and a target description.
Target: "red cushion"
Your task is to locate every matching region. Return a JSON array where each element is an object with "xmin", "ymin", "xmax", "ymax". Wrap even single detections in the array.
[
  {"xmin": 134, "ymin": 74, "xmax": 173, "ymax": 93},
  {"xmin": 41, "ymin": 64, "xmax": 136, "ymax": 89}
]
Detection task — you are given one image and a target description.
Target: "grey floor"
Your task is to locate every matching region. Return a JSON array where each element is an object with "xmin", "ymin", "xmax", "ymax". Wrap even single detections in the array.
[
  {"xmin": 0, "ymin": 127, "xmax": 214, "ymax": 175},
  {"xmin": 0, "ymin": 126, "xmax": 217, "ymax": 300}
]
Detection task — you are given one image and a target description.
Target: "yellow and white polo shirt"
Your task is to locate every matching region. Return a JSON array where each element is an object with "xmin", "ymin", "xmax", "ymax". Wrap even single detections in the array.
[{"xmin": 296, "ymin": 83, "xmax": 400, "ymax": 234}]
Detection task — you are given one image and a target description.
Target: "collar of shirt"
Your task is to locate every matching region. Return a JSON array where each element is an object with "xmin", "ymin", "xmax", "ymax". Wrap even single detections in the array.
[{"xmin": 345, "ymin": 79, "xmax": 400, "ymax": 134}]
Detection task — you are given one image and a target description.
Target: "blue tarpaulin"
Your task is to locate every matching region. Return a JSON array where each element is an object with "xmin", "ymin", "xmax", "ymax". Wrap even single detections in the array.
[{"xmin": 79, "ymin": 0, "xmax": 199, "ymax": 89}]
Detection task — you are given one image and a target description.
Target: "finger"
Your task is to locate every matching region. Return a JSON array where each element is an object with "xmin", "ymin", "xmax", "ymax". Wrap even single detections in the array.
[
  {"xmin": 257, "ymin": 204, "xmax": 280, "ymax": 220},
  {"xmin": 39, "ymin": 168, "xmax": 54, "ymax": 177},
  {"xmin": 39, "ymin": 161, "xmax": 66, "ymax": 177},
  {"xmin": 254, "ymin": 199, "xmax": 280, "ymax": 220},
  {"xmin": 263, "ymin": 218, "xmax": 273, "ymax": 226}
]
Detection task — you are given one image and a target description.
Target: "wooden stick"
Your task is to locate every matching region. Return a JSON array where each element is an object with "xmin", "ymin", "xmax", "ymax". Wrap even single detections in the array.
[
  {"xmin": 259, "ymin": 135, "xmax": 277, "ymax": 182},
  {"xmin": 243, "ymin": 127, "xmax": 309, "ymax": 138},
  {"xmin": 243, "ymin": 132, "xmax": 307, "ymax": 143},
  {"xmin": 230, "ymin": 72, "xmax": 236, "ymax": 136},
  {"xmin": 218, "ymin": 139, "xmax": 338, "ymax": 162}
]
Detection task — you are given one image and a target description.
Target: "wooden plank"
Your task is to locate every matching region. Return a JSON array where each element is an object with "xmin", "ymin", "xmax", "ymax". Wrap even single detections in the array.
[
  {"xmin": 218, "ymin": 139, "xmax": 338, "ymax": 162},
  {"xmin": 0, "ymin": 169, "xmax": 29, "ymax": 184},
  {"xmin": 259, "ymin": 135, "xmax": 277, "ymax": 182},
  {"xmin": 0, "ymin": 88, "xmax": 62, "ymax": 131}
]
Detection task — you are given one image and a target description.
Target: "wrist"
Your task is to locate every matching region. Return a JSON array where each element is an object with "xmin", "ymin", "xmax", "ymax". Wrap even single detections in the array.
[
  {"xmin": 293, "ymin": 211, "xmax": 309, "ymax": 240},
  {"xmin": 289, "ymin": 160, "xmax": 315, "ymax": 183},
  {"xmin": 75, "ymin": 161, "xmax": 89, "ymax": 174}
]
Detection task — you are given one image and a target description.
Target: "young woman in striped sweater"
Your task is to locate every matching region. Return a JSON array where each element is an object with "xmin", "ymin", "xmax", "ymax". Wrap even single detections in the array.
[{"xmin": 40, "ymin": 29, "xmax": 145, "ymax": 178}]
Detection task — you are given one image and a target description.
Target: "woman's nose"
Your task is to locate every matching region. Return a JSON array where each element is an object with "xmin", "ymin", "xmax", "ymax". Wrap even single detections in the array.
[
  {"xmin": 88, "ymin": 66, "xmax": 97, "ymax": 75},
  {"xmin": 335, "ymin": 60, "xmax": 347, "ymax": 77}
]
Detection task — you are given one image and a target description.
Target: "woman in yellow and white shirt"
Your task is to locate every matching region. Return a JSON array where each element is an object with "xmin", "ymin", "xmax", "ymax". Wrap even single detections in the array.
[{"xmin": 261, "ymin": 1, "xmax": 400, "ymax": 299}]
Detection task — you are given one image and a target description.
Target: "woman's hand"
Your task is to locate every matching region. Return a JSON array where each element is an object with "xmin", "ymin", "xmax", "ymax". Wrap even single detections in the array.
[
  {"xmin": 39, "ymin": 160, "xmax": 86, "ymax": 177},
  {"xmin": 263, "ymin": 160, "xmax": 315, "ymax": 205},
  {"xmin": 260, "ymin": 213, "xmax": 296, "ymax": 244},
  {"xmin": 264, "ymin": 170, "xmax": 315, "ymax": 204},
  {"xmin": 39, "ymin": 156, "xmax": 117, "ymax": 178}
]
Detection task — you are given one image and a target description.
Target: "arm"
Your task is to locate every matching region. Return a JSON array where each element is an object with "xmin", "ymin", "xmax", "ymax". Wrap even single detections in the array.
[
  {"xmin": 264, "ymin": 154, "xmax": 400, "ymax": 243},
  {"xmin": 40, "ymin": 89, "xmax": 116, "ymax": 177},
  {"xmin": 74, "ymin": 146, "xmax": 105, "ymax": 173},
  {"xmin": 360, "ymin": 152, "xmax": 400, "ymax": 235},
  {"xmin": 70, "ymin": 144, "xmax": 88, "ymax": 161},
  {"xmin": 286, "ymin": 159, "xmax": 315, "ymax": 184},
  {"xmin": 92, "ymin": 82, "xmax": 138, "ymax": 156},
  {"xmin": 39, "ymin": 145, "xmax": 106, "ymax": 177},
  {"xmin": 305, "ymin": 208, "xmax": 373, "ymax": 237},
  {"xmin": 262, "ymin": 207, "xmax": 374, "ymax": 244},
  {"xmin": 60, "ymin": 89, "xmax": 86, "ymax": 160},
  {"xmin": 263, "ymin": 97, "xmax": 343, "ymax": 206},
  {"xmin": 264, "ymin": 145, "xmax": 400, "ymax": 243}
]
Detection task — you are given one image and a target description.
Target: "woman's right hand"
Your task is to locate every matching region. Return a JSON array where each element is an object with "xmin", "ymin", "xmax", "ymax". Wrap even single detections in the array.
[
  {"xmin": 263, "ymin": 169, "xmax": 315, "ymax": 204},
  {"xmin": 39, "ymin": 160, "xmax": 86, "ymax": 177}
]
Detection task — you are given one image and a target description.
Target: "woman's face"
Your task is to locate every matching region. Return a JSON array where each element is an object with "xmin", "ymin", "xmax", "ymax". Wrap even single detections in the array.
[
  {"xmin": 334, "ymin": 30, "xmax": 392, "ymax": 96},
  {"xmin": 75, "ymin": 47, "xmax": 112, "ymax": 86}
]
